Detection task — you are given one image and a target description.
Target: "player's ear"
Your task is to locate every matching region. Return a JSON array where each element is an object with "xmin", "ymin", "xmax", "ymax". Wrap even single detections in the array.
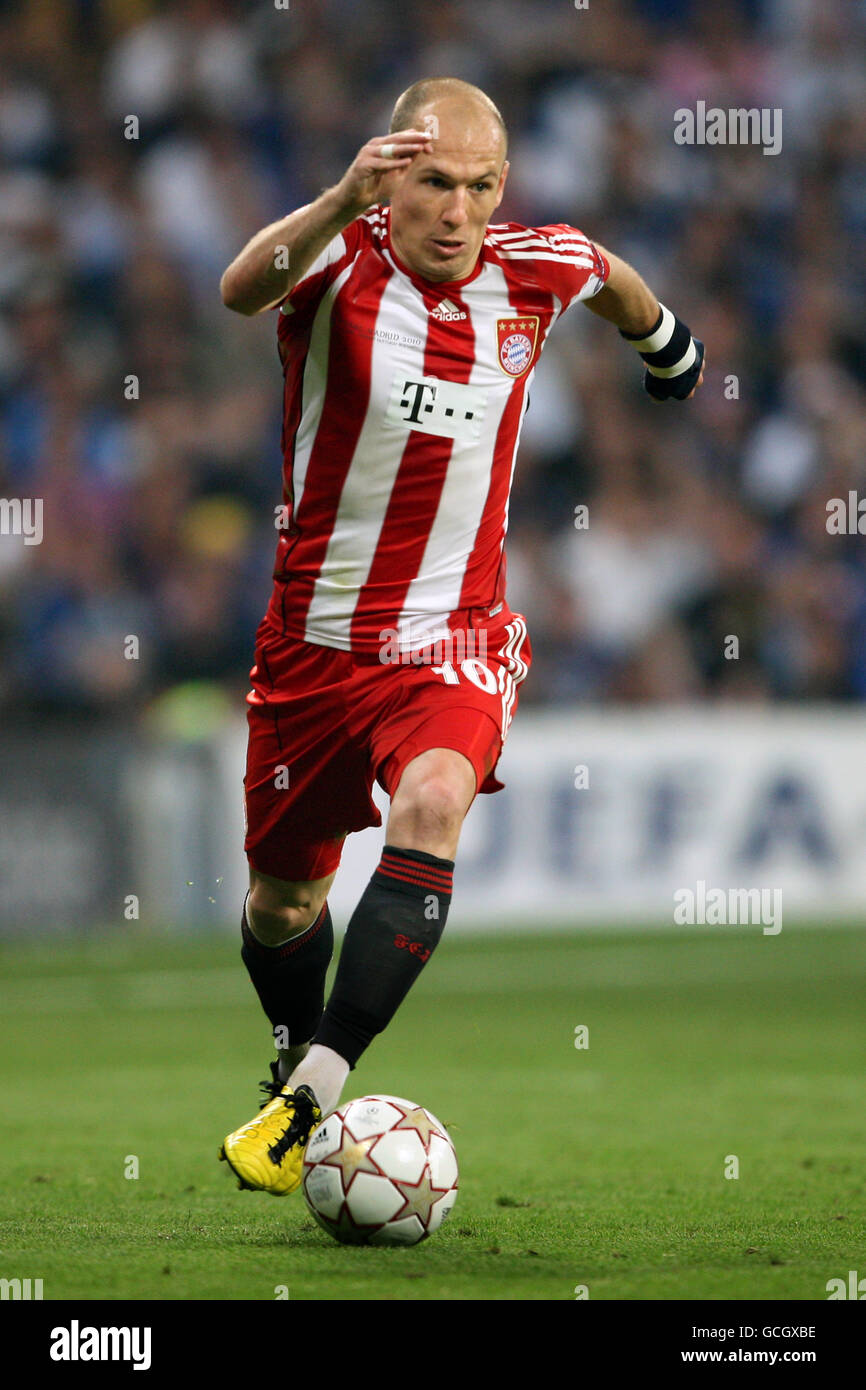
[{"xmin": 493, "ymin": 160, "xmax": 509, "ymax": 210}]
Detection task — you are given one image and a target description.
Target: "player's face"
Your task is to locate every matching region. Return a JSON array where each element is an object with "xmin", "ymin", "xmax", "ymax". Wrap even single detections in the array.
[{"xmin": 388, "ymin": 113, "xmax": 508, "ymax": 283}]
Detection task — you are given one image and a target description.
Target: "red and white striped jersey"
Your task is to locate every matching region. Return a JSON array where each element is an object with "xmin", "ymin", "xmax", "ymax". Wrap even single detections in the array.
[{"xmin": 266, "ymin": 203, "xmax": 609, "ymax": 653}]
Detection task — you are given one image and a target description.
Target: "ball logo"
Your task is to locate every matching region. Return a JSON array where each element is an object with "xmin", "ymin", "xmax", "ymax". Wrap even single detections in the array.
[{"xmin": 496, "ymin": 316, "xmax": 539, "ymax": 377}]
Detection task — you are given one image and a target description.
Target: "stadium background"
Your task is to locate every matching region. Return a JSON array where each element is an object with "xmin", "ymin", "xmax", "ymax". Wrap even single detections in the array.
[
  {"xmin": 1, "ymin": 0, "xmax": 865, "ymax": 1308},
  {"xmin": 2, "ymin": 0, "xmax": 865, "ymax": 930}
]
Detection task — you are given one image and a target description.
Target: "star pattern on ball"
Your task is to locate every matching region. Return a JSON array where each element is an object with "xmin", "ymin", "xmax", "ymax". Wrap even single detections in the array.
[
  {"xmin": 321, "ymin": 1203, "xmax": 368, "ymax": 1244},
  {"xmin": 322, "ymin": 1128, "xmax": 381, "ymax": 1190},
  {"xmin": 392, "ymin": 1163, "xmax": 449, "ymax": 1226},
  {"xmin": 391, "ymin": 1104, "xmax": 445, "ymax": 1147}
]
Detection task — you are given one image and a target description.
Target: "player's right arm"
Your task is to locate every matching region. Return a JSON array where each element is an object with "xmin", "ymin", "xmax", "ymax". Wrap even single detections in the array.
[{"xmin": 220, "ymin": 128, "xmax": 434, "ymax": 316}]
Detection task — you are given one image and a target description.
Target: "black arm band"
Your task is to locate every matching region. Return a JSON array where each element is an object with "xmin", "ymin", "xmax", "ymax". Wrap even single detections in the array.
[{"xmin": 620, "ymin": 304, "xmax": 704, "ymax": 401}]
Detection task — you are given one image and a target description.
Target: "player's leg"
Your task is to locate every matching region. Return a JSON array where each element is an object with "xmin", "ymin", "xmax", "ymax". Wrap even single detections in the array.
[
  {"xmin": 384, "ymin": 745, "xmax": 478, "ymax": 858},
  {"xmin": 236, "ymin": 621, "xmax": 372, "ymax": 1089},
  {"xmin": 220, "ymin": 866, "xmax": 339, "ymax": 1196},
  {"xmin": 221, "ymin": 622, "xmax": 383, "ymax": 1195},
  {"xmin": 287, "ymin": 746, "xmax": 476, "ymax": 1114},
  {"xmin": 288, "ymin": 609, "xmax": 532, "ymax": 1115},
  {"xmin": 243, "ymin": 867, "xmax": 336, "ymax": 1078}
]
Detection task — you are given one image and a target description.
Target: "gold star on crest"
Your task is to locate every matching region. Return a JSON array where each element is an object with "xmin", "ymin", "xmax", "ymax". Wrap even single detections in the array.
[
  {"xmin": 322, "ymin": 1129, "xmax": 381, "ymax": 1191},
  {"xmin": 392, "ymin": 1105, "xmax": 444, "ymax": 1146},
  {"xmin": 393, "ymin": 1164, "xmax": 449, "ymax": 1226}
]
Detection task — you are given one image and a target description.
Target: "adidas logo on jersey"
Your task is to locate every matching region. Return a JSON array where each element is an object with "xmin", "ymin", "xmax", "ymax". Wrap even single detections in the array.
[{"xmin": 431, "ymin": 298, "xmax": 467, "ymax": 321}]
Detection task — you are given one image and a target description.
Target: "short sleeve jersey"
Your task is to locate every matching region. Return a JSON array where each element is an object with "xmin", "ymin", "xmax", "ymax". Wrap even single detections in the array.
[{"xmin": 267, "ymin": 204, "xmax": 609, "ymax": 653}]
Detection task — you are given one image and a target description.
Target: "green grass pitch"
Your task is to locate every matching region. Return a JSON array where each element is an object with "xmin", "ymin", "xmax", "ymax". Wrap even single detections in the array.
[{"xmin": 0, "ymin": 923, "xmax": 863, "ymax": 1301}]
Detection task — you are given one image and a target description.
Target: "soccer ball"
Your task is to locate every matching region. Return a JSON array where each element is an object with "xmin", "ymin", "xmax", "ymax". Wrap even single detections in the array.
[{"xmin": 302, "ymin": 1095, "xmax": 458, "ymax": 1246}]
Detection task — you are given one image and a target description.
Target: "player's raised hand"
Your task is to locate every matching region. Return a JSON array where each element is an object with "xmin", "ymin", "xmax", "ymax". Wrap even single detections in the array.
[{"xmin": 336, "ymin": 129, "xmax": 434, "ymax": 215}]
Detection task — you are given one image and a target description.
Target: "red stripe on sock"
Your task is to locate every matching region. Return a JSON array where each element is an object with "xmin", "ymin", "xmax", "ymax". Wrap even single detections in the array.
[
  {"xmin": 278, "ymin": 904, "xmax": 329, "ymax": 957},
  {"xmin": 376, "ymin": 864, "xmax": 453, "ymax": 893},
  {"xmin": 379, "ymin": 854, "xmax": 453, "ymax": 885}
]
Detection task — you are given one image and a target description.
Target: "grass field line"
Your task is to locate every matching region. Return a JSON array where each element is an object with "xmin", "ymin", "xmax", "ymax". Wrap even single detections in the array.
[
  {"xmin": 0, "ymin": 969, "xmax": 248, "ymax": 1014},
  {"xmin": 1, "ymin": 942, "xmax": 860, "ymax": 1015}
]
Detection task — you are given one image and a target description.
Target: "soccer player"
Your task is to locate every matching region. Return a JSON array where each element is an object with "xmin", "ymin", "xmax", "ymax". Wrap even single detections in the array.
[{"xmin": 217, "ymin": 78, "xmax": 705, "ymax": 1195}]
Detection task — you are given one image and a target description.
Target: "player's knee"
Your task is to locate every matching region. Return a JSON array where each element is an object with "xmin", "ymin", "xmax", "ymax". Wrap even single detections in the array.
[
  {"xmin": 390, "ymin": 775, "xmax": 467, "ymax": 848},
  {"xmin": 247, "ymin": 879, "xmax": 323, "ymax": 946}
]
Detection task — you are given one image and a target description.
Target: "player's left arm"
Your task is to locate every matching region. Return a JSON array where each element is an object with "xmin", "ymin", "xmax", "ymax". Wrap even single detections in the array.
[{"xmin": 583, "ymin": 244, "xmax": 706, "ymax": 402}]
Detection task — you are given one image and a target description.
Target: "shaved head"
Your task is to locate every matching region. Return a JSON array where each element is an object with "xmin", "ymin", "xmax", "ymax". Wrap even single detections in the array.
[
  {"xmin": 390, "ymin": 77, "xmax": 508, "ymax": 164},
  {"xmin": 385, "ymin": 77, "xmax": 510, "ymax": 283}
]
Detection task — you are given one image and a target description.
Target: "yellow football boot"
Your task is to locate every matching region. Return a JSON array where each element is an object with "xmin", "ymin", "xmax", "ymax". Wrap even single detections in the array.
[{"xmin": 219, "ymin": 1068, "xmax": 321, "ymax": 1196}]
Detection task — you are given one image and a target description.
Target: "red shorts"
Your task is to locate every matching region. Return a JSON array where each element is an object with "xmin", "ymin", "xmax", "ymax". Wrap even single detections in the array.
[{"xmin": 243, "ymin": 604, "xmax": 531, "ymax": 882}]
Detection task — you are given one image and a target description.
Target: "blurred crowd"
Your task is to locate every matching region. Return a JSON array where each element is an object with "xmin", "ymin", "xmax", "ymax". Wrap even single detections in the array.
[{"xmin": 1, "ymin": 0, "xmax": 865, "ymax": 717}]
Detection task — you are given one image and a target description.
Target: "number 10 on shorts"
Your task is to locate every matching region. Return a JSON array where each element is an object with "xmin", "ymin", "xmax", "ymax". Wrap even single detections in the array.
[{"xmin": 432, "ymin": 659, "xmax": 498, "ymax": 693}]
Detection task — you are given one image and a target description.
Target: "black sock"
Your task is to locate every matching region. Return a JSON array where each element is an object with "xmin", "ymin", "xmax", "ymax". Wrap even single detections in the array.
[
  {"xmin": 312, "ymin": 845, "xmax": 454, "ymax": 1068},
  {"xmin": 240, "ymin": 897, "xmax": 334, "ymax": 1050}
]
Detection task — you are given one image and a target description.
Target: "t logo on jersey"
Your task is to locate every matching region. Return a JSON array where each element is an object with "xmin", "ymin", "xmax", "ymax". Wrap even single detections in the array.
[
  {"xmin": 385, "ymin": 374, "xmax": 486, "ymax": 442},
  {"xmin": 496, "ymin": 316, "xmax": 540, "ymax": 377}
]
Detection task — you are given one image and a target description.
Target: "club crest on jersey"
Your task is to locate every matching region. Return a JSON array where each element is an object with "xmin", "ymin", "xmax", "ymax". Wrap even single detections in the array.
[{"xmin": 496, "ymin": 316, "xmax": 539, "ymax": 377}]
